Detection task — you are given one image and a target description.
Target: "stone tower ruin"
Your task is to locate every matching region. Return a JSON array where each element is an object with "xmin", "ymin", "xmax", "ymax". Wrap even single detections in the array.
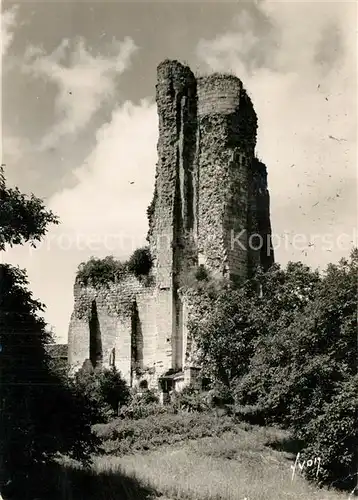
[{"xmin": 67, "ymin": 60, "xmax": 274, "ymax": 393}]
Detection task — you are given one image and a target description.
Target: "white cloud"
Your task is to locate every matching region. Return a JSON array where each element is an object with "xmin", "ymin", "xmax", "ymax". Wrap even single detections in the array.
[
  {"xmin": 5, "ymin": 100, "xmax": 158, "ymax": 342},
  {"xmin": 2, "ymin": 133, "xmax": 31, "ymax": 164},
  {"xmin": 197, "ymin": 1, "xmax": 357, "ymax": 269},
  {"xmin": 4, "ymin": 2, "xmax": 357, "ymax": 343},
  {"xmin": 23, "ymin": 36, "xmax": 138, "ymax": 150},
  {"xmin": 1, "ymin": 6, "xmax": 18, "ymax": 57}
]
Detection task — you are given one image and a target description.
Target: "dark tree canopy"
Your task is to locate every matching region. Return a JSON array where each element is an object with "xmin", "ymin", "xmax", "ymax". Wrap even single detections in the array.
[
  {"xmin": 0, "ymin": 171, "xmax": 97, "ymax": 498},
  {"xmin": 189, "ymin": 251, "xmax": 357, "ymax": 490},
  {"xmin": 0, "ymin": 167, "xmax": 59, "ymax": 251}
]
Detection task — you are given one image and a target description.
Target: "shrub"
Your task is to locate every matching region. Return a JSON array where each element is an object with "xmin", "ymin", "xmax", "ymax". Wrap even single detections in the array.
[
  {"xmin": 74, "ymin": 366, "xmax": 131, "ymax": 421},
  {"xmin": 293, "ymin": 374, "xmax": 358, "ymax": 491},
  {"xmin": 171, "ymin": 386, "xmax": 210, "ymax": 413},
  {"xmin": 93, "ymin": 412, "xmax": 236, "ymax": 455},
  {"xmin": 126, "ymin": 247, "xmax": 153, "ymax": 279},
  {"xmin": 118, "ymin": 389, "xmax": 164, "ymax": 419},
  {"xmin": 76, "ymin": 256, "xmax": 125, "ymax": 287},
  {"xmin": 195, "ymin": 264, "xmax": 209, "ymax": 281},
  {"xmin": 119, "ymin": 402, "xmax": 168, "ymax": 420},
  {"xmin": 208, "ymin": 381, "xmax": 235, "ymax": 405}
]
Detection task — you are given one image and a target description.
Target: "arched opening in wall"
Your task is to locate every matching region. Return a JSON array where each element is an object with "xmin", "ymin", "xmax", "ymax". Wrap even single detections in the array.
[
  {"xmin": 139, "ymin": 380, "xmax": 148, "ymax": 391},
  {"xmin": 89, "ymin": 300, "xmax": 102, "ymax": 368},
  {"xmin": 174, "ymin": 290, "xmax": 184, "ymax": 370},
  {"xmin": 131, "ymin": 301, "xmax": 143, "ymax": 376}
]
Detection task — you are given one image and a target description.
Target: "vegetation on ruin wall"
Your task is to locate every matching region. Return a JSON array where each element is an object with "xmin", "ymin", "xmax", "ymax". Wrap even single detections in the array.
[
  {"xmin": 188, "ymin": 250, "xmax": 358, "ymax": 492},
  {"xmin": 76, "ymin": 247, "xmax": 153, "ymax": 288}
]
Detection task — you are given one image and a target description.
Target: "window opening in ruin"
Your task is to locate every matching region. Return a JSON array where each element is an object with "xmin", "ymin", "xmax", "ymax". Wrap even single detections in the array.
[
  {"xmin": 89, "ymin": 300, "xmax": 102, "ymax": 368},
  {"xmin": 131, "ymin": 301, "xmax": 143, "ymax": 373},
  {"xmin": 109, "ymin": 347, "xmax": 115, "ymax": 367},
  {"xmin": 174, "ymin": 291, "xmax": 184, "ymax": 370}
]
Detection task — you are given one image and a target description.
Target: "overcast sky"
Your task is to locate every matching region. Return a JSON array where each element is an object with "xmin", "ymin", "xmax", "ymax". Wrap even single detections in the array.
[{"xmin": 2, "ymin": 0, "xmax": 357, "ymax": 343}]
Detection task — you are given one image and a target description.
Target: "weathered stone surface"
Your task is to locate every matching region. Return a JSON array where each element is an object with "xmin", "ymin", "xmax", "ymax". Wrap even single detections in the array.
[{"xmin": 67, "ymin": 60, "xmax": 274, "ymax": 390}]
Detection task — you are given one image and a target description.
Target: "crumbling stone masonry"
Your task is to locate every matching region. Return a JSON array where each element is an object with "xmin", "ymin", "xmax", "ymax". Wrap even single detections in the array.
[{"xmin": 67, "ymin": 60, "xmax": 274, "ymax": 392}]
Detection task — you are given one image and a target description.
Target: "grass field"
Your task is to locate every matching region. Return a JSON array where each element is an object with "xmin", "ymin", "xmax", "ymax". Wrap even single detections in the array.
[
  {"xmin": 92, "ymin": 425, "xmax": 348, "ymax": 500},
  {"xmin": 42, "ymin": 421, "xmax": 348, "ymax": 500},
  {"xmin": 14, "ymin": 417, "xmax": 349, "ymax": 500}
]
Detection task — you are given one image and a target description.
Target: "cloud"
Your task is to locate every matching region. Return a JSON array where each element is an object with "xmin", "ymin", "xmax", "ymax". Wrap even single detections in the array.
[
  {"xmin": 4, "ymin": 2, "xmax": 357, "ymax": 343},
  {"xmin": 197, "ymin": 1, "xmax": 357, "ymax": 269},
  {"xmin": 22, "ymin": 36, "xmax": 138, "ymax": 150},
  {"xmin": 1, "ymin": 6, "xmax": 18, "ymax": 57},
  {"xmin": 5, "ymin": 99, "xmax": 158, "ymax": 341},
  {"xmin": 2, "ymin": 133, "xmax": 32, "ymax": 165}
]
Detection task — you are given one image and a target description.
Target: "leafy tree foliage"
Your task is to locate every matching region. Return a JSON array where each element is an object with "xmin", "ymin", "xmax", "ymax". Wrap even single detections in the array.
[
  {"xmin": 188, "ymin": 285, "xmax": 257, "ymax": 387},
  {"xmin": 126, "ymin": 246, "xmax": 153, "ymax": 278},
  {"xmin": 75, "ymin": 248, "xmax": 153, "ymax": 288},
  {"xmin": 189, "ymin": 252, "xmax": 357, "ymax": 490},
  {"xmin": 236, "ymin": 251, "xmax": 357, "ymax": 424},
  {"xmin": 76, "ymin": 256, "xmax": 125, "ymax": 287},
  {"xmin": 189, "ymin": 262, "xmax": 320, "ymax": 389},
  {"xmin": 74, "ymin": 365, "xmax": 131, "ymax": 421},
  {"xmin": 0, "ymin": 173, "xmax": 97, "ymax": 498},
  {"xmin": 298, "ymin": 374, "xmax": 358, "ymax": 490},
  {"xmin": 0, "ymin": 167, "xmax": 58, "ymax": 250}
]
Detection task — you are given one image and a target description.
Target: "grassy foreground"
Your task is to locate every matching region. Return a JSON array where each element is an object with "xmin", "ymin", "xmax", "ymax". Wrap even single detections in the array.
[
  {"xmin": 93, "ymin": 426, "xmax": 348, "ymax": 500},
  {"xmin": 11, "ymin": 413, "xmax": 349, "ymax": 500},
  {"xmin": 43, "ymin": 420, "xmax": 349, "ymax": 500}
]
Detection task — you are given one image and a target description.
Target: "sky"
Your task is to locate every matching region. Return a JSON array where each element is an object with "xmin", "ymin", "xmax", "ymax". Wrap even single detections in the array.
[{"xmin": 1, "ymin": 0, "xmax": 357, "ymax": 343}]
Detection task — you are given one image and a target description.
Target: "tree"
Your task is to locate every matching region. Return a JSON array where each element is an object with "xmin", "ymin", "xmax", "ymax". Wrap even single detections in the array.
[
  {"xmin": 235, "ymin": 250, "xmax": 357, "ymax": 490},
  {"xmin": 236, "ymin": 250, "xmax": 357, "ymax": 423},
  {"xmin": 126, "ymin": 247, "xmax": 153, "ymax": 279},
  {"xmin": 74, "ymin": 365, "xmax": 131, "ymax": 421},
  {"xmin": 76, "ymin": 255, "xmax": 125, "ymax": 287},
  {"xmin": 188, "ymin": 285, "xmax": 257, "ymax": 388},
  {"xmin": 0, "ymin": 172, "xmax": 97, "ymax": 498},
  {"xmin": 0, "ymin": 167, "xmax": 59, "ymax": 250},
  {"xmin": 189, "ymin": 253, "xmax": 357, "ymax": 489},
  {"xmin": 188, "ymin": 261, "xmax": 320, "ymax": 390}
]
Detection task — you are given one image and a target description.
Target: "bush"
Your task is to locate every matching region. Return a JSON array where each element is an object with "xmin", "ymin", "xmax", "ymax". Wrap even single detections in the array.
[
  {"xmin": 118, "ymin": 389, "xmax": 165, "ymax": 419},
  {"xmin": 126, "ymin": 247, "xmax": 152, "ymax": 279},
  {"xmin": 171, "ymin": 386, "xmax": 210, "ymax": 413},
  {"xmin": 207, "ymin": 381, "xmax": 235, "ymax": 406},
  {"xmin": 74, "ymin": 366, "xmax": 131, "ymax": 421},
  {"xmin": 76, "ymin": 256, "xmax": 125, "ymax": 287},
  {"xmin": 93, "ymin": 412, "xmax": 236, "ymax": 455},
  {"xmin": 293, "ymin": 374, "xmax": 358, "ymax": 490},
  {"xmin": 195, "ymin": 264, "xmax": 209, "ymax": 281}
]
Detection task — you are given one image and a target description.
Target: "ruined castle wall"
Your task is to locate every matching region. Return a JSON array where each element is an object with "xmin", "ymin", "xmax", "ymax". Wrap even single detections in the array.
[
  {"xmin": 135, "ymin": 288, "xmax": 158, "ymax": 370},
  {"xmin": 67, "ymin": 276, "xmax": 157, "ymax": 385},
  {"xmin": 196, "ymin": 76, "xmax": 257, "ymax": 279},
  {"xmin": 197, "ymin": 75, "xmax": 241, "ymax": 117},
  {"xmin": 68, "ymin": 60, "xmax": 275, "ymax": 390},
  {"xmin": 247, "ymin": 158, "xmax": 261, "ymax": 273},
  {"xmin": 67, "ymin": 284, "xmax": 96, "ymax": 372}
]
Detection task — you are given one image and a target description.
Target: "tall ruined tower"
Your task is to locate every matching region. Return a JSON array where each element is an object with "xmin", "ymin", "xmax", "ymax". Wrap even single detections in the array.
[
  {"xmin": 146, "ymin": 59, "xmax": 274, "ymax": 382},
  {"xmin": 68, "ymin": 60, "xmax": 274, "ymax": 391}
]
